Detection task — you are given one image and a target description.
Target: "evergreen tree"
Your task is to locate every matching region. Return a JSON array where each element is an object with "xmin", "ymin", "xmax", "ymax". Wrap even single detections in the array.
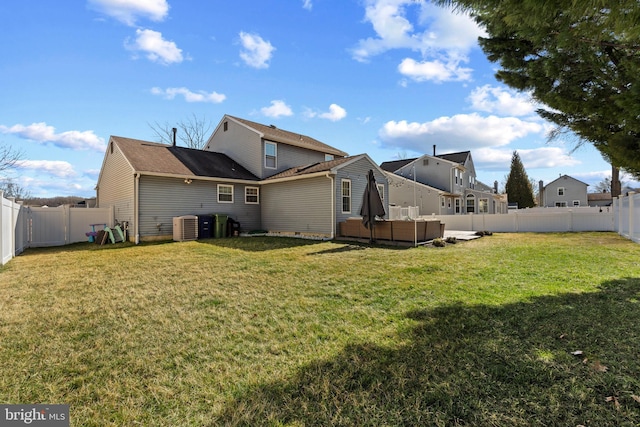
[
  {"xmin": 435, "ymin": 0, "xmax": 640, "ymax": 177},
  {"xmin": 505, "ymin": 151, "xmax": 535, "ymax": 208}
]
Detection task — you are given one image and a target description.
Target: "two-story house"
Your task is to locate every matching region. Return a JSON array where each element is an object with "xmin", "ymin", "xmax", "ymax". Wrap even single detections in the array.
[
  {"xmin": 540, "ymin": 175, "xmax": 588, "ymax": 207},
  {"xmin": 96, "ymin": 115, "xmax": 388, "ymax": 242},
  {"xmin": 381, "ymin": 150, "xmax": 507, "ymax": 215}
]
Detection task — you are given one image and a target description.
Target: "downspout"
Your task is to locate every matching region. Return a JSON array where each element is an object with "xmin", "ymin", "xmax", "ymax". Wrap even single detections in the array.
[
  {"xmin": 329, "ymin": 174, "xmax": 335, "ymax": 239},
  {"xmin": 134, "ymin": 173, "xmax": 140, "ymax": 244}
]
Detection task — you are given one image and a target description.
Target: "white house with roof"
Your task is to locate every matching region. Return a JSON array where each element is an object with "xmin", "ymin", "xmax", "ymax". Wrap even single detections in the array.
[{"xmin": 381, "ymin": 151, "xmax": 507, "ymax": 215}]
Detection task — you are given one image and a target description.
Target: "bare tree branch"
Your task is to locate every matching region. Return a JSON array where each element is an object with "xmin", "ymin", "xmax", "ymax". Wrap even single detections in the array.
[{"xmin": 148, "ymin": 114, "xmax": 212, "ymax": 149}]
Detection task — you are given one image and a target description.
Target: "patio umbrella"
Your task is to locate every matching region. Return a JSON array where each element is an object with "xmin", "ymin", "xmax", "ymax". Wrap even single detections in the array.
[{"xmin": 360, "ymin": 169, "xmax": 386, "ymax": 243}]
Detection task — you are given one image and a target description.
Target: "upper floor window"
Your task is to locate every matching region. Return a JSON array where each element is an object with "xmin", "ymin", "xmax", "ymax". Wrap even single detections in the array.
[
  {"xmin": 218, "ymin": 184, "xmax": 234, "ymax": 203},
  {"xmin": 223, "ymin": 121, "xmax": 228, "ymax": 131},
  {"xmin": 265, "ymin": 142, "xmax": 277, "ymax": 169},
  {"xmin": 325, "ymin": 154, "xmax": 334, "ymax": 161},
  {"xmin": 245, "ymin": 187, "xmax": 259, "ymax": 204},
  {"xmin": 558, "ymin": 187, "xmax": 565, "ymax": 196}
]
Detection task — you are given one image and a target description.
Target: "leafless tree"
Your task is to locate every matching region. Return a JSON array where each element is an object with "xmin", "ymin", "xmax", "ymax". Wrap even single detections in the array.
[
  {"xmin": 149, "ymin": 114, "xmax": 212, "ymax": 149},
  {"xmin": 0, "ymin": 142, "xmax": 22, "ymax": 174},
  {"xmin": 0, "ymin": 178, "xmax": 31, "ymax": 200}
]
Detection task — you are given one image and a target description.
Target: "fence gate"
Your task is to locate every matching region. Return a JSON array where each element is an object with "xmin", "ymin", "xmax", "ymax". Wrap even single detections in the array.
[{"xmin": 27, "ymin": 207, "xmax": 68, "ymax": 247}]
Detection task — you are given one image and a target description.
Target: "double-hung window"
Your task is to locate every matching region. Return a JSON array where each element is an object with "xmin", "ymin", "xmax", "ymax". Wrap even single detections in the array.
[
  {"xmin": 376, "ymin": 183, "xmax": 384, "ymax": 202},
  {"xmin": 265, "ymin": 141, "xmax": 277, "ymax": 169},
  {"xmin": 218, "ymin": 184, "xmax": 233, "ymax": 203},
  {"xmin": 245, "ymin": 187, "xmax": 259, "ymax": 204},
  {"xmin": 341, "ymin": 179, "xmax": 351, "ymax": 213}
]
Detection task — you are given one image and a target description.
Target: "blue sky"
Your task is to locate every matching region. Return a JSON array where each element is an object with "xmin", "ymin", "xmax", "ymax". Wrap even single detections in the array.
[{"xmin": 0, "ymin": 0, "xmax": 623, "ymax": 198}]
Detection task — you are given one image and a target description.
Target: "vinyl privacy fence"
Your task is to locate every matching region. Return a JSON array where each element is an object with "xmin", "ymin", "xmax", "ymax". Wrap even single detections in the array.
[{"xmin": 1, "ymin": 192, "xmax": 114, "ymax": 265}]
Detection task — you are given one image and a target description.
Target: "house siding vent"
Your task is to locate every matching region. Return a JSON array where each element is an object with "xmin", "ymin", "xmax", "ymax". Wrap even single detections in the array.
[{"xmin": 173, "ymin": 215, "xmax": 198, "ymax": 241}]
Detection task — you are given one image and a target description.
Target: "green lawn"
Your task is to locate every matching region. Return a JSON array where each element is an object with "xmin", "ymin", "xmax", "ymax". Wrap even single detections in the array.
[{"xmin": 1, "ymin": 233, "xmax": 640, "ymax": 426}]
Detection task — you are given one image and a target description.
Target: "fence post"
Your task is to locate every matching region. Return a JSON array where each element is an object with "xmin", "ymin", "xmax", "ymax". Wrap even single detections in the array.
[
  {"xmin": 0, "ymin": 190, "xmax": 4, "ymax": 265},
  {"xmin": 630, "ymin": 192, "xmax": 636, "ymax": 241}
]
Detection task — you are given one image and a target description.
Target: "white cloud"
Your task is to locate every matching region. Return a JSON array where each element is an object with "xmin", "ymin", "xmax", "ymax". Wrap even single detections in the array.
[
  {"xmin": 352, "ymin": 1, "xmax": 484, "ymax": 83},
  {"xmin": 14, "ymin": 160, "xmax": 77, "ymax": 178},
  {"xmin": 398, "ymin": 57, "xmax": 472, "ymax": 83},
  {"xmin": 0, "ymin": 122, "xmax": 106, "ymax": 152},
  {"xmin": 151, "ymin": 87, "xmax": 226, "ymax": 103},
  {"xmin": 239, "ymin": 32, "xmax": 275, "ymax": 69},
  {"xmin": 473, "ymin": 147, "xmax": 581, "ymax": 170},
  {"xmin": 468, "ymin": 85, "xmax": 538, "ymax": 116},
  {"xmin": 378, "ymin": 113, "xmax": 543, "ymax": 152},
  {"xmin": 306, "ymin": 104, "xmax": 348, "ymax": 121},
  {"xmin": 127, "ymin": 29, "xmax": 183, "ymax": 65},
  {"xmin": 88, "ymin": 0, "xmax": 169, "ymax": 26},
  {"xmin": 261, "ymin": 100, "xmax": 293, "ymax": 118},
  {"xmin": 302, "ymin": 0, "xmax": 312, "ymax": 10}
]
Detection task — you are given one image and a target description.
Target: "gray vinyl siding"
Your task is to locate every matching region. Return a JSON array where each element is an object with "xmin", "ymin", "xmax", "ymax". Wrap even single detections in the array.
[
  {"xmin": 96, "ymin": 142, "xmax": 135, "ymax": 226},
  {"xmin": 335, "ymin": 157, "xmax": 388, "ymax": 227},
  {"xmin": 396, "ymin": 157, "xmax": 455, "ymax": 193},
  {"xmin": 385, "ymin": 173, "xmax": 442, "ymax": 215},
  {"xmin": 544, "ymin": 177, "xmax": 588, "ymax": 207},
  {"xmin": 204, "ymin": 119, "xmax": 263, "ymax": 178},
  {"xmin": 263, "ymin": 142, "xmax": 328, "ymax": 178},
  {"xmin": 138, "ymin": 176, "xmax": 261, "ymax": 238},
  {"xmin": 261, "ymin": 176, "xmax": 333, "ymax": 235}
]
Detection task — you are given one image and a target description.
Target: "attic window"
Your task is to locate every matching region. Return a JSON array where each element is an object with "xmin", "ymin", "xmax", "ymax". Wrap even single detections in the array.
[
  {"xmin": 223, "ymin": 121, "xmax": 228, "ymax": 131},
  {"xmin": 558, "ymin": 187, "xmax": 565, "ymax": 196},
  {"xmin": 423, "ymin": 159, "xmax": 428, "ymax": 166},
  {"xmin": 325, "ymin": 154, "xmax": 334, "ymax": 161},
  {"xmin": 110, "ymin": 142, "xmax": 113, "ymax": 154}
]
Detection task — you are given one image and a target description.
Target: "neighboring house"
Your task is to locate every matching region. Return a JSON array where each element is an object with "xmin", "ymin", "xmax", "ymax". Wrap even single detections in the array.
[
  {"xmin": 588, "ymin": 192, "xmax": 613, "ymax": 207},
  {"xmin": 96, "ymin": 115, "xmax": 387, "ymax": 242},
  {"xmin": 540, "ymin": 175, "xmax": 588, "ymax": 207},
  {"xmin": 381, "ymin": 151, "xmax": 507, "ymax": 215}
]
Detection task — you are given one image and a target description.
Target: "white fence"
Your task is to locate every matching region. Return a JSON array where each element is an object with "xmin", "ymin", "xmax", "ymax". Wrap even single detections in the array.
[
  {"xmin": 614, "ymin": 192, "xmax": 640, "ymax": 243},
  {"xmin": 389, "ymin": 206, "xmax": 420, "ymax": 220},
  {"xmin": 1, "ymin": 191, "xmax": 114, "ymax": 265},
  {"xmin": 429, "ymin": 206, "xmax": 615, "ymax": 233}
]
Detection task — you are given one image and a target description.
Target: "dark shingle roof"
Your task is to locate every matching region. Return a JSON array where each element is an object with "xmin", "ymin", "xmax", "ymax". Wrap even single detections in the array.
[
  {"xmin": 227, "ymin": 115, "xmax": 348, "ymax": 157},
  {"xmin": 112, "ymin": 136, "xmax": 258, "ymax": 181},
  {"xmin": 379, "ymin": 158, "xmax": 417, "ymax": 172},
  {"xmin": 436, "ymin": 151, "xmax": 470, "ymax": 165}
]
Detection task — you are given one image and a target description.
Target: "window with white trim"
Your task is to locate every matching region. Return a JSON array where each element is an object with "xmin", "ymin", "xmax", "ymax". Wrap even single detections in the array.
[
  {"xmin": 325, "ymin": 154, "xmax": 334, "ymax": 161},
  {"xmin": 265, "ymin": 141, "xmax": 277, "ymax": 169},
  {"xmin": 455, "ymin": 198, "xmax": 461, "ymax": 214},
  {"xmin": 479, "ymin": 198, "xmax": 488, "ymax": 213},
  {"xmin": 466, "ymin": 194, "xmax": 475, "ymax": 213},
  {"xmin": 245, "ymin": 186, "xmax": 259, "ymax": 204},
  {"xmin": 573, "ymin": 200, "xmax": 580, "ymax": 207},
  {"xmin": 555, "ymin": 201, "xmax": 567, "ymax": 207},
  {"xmin": 218, "ymin": 184, "xmax": 234, "ymax": 203},
  {"xmin": 441, "ymin": 197, "xmax": 445, "ymax": 208},
  {"xmin": 558, "ymin": 187, "xmax": 565, "ymax": 196},
  {"xmin": 376, "ymin": 183, "xmax": 384, "ymax": 202},
  {"xmin": 341, "ymin": 179, "xmax": 351, "ymax": 213}
]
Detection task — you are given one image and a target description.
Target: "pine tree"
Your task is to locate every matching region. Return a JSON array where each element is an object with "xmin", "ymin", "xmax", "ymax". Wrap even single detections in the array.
[
  {"xmin": 434, "ymin": 0, "xmax": 640, "ymax": 177},
  {"xmin": 505, "ymin": 151, "xmax": 535, "ymax": 209}
]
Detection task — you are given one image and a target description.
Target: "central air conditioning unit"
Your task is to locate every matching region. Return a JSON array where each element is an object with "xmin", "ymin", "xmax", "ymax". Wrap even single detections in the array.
[{"xmin": 173, "ymin": 215, "xmax": 198, "ymax": 241}]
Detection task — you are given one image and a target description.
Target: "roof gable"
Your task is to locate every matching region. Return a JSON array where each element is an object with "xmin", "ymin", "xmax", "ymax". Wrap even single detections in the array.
[
  {"xmin": 545, "ymin": 174, "xmax": 589, "ymax": 188},
  {"xmin": 225, "ymin": 115, "xmax": 348, "ymax": 157}
]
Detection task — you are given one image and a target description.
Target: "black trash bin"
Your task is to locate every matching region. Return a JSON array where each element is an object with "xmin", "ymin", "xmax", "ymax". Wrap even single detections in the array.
[
  {"xmin": 198, "ymin": 215, "xmax": 213, "ymax": 239},
  {"xmin": 214, "ymin": 214, "xmax": 228, "ymax": 238},
  {"xmin": 227, "ymin": 218, "xmax": 241, "ymax": 237}
]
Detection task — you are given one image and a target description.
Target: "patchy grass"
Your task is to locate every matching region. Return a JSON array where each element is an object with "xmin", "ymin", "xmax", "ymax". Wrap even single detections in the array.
[{"xmin": 1, "ymin": 233, "xmax": 640, "ymax": 426}]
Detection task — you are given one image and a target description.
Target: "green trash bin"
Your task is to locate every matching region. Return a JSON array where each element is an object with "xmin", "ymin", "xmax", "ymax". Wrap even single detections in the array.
[{"xmin": 214, "ymin": 214, "xmax": 228, "ymax": 238}]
